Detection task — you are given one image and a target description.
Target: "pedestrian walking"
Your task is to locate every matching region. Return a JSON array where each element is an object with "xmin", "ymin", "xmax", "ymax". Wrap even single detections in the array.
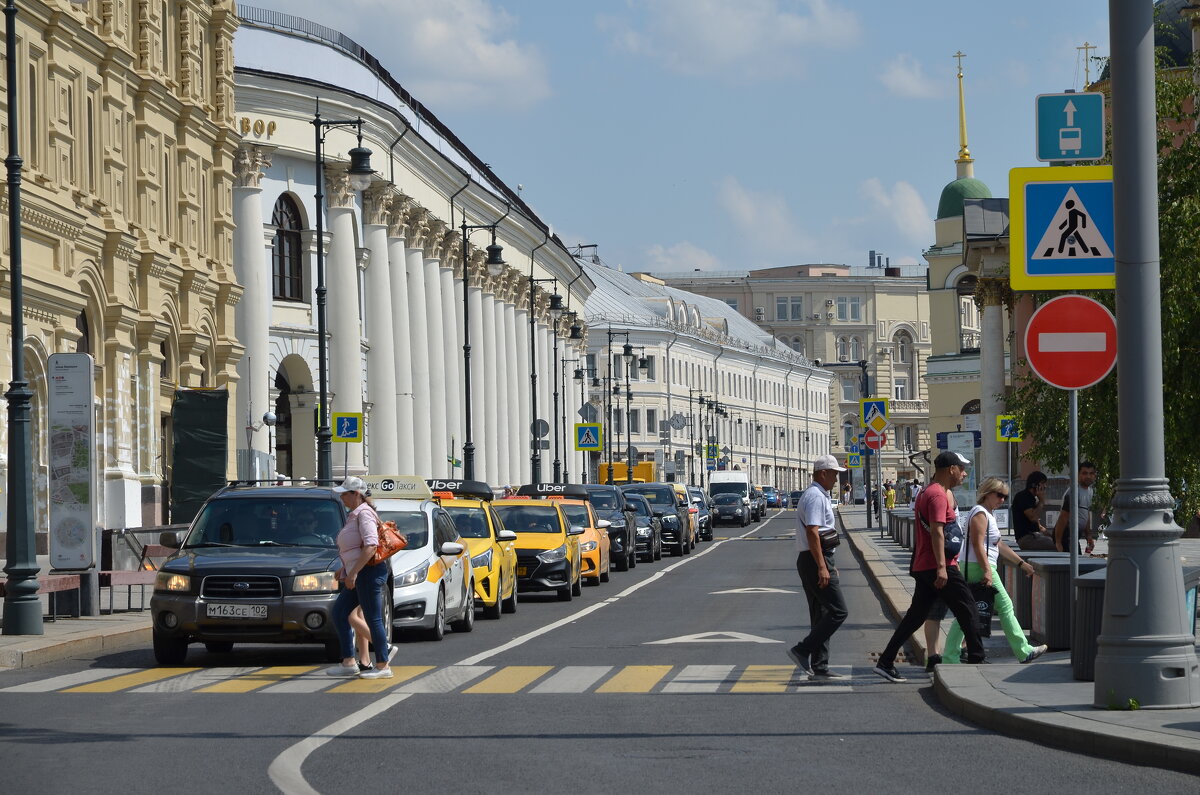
[
  {"xmin": 327, "ymin": 476, "xmax": 394, "ymax": 679},
  {"xmin": 885, "ymin": 483, "xmax": 897, "ymax": 511},
  {"xmin": 942, "ymin": 477, "xmax": 1048, "ymax": 665},
  {"xmin": 874, "ymin": 451, "xmax": 986, "ymax": 682},
  {"xmin": 787, "ymin": 454, "xmax": 850, "ymax": 679},
  {"xmin": 1012, "ymin": 471, "xmax": 1056, "ymax": 551},
  {"xmin": 1053, "ymin": 461, "xmax": 1097, "ymax": 554}
]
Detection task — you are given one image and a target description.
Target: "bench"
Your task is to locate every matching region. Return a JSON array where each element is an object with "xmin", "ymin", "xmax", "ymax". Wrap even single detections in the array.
[{"xmin": 0, "ymin": 573, "xmax": 82, "ymax": 620}]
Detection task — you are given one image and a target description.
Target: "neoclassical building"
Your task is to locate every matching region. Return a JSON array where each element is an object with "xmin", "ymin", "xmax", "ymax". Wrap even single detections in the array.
[
  {"xmin": 585, "ymin": 264, "xmax": 832, "ymax": 491},
  {"xmin": 0, "ymin": 1, "xmax": 240, "ymax": 543},
  {"xmin": 233, "ymin": 7, "xmax": 590, "ymax": 487}
]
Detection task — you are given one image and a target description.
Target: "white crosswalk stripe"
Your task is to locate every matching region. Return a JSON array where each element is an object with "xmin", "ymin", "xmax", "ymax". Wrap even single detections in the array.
[
  {"xmin": 132, "ymin": 667, "xmax": 262, "ymax": 693},
  {"xmin": 661, "ymin": 664, "xmax": 736, "ymax": 693},
  {"xmin": 529, "ymin": 666, "xmax": 613, "ymax": 694},
  {"xmin": 0, "ymin": 668, "xmax": 140, "ymax": 693},
  {"xmin": 395, "ymin": 665, "xmax": 493, "ymax": 693}
]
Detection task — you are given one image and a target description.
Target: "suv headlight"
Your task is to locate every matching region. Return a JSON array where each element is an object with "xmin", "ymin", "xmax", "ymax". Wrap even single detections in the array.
[
  {"xmin": 293, "ymin": 572, "xmax": 337, "ymax": 593},
  {"xmin": 580, "ymin": 540, "xmax": 598, "ymax": 553},
  {"xmin": 470, "ymin": 548, "xmax": 493, "ymax": 569},
  {"xmin": 154, "ymin": 572, "xmax": 190, "ymax": 592},
  {"xmin": 537, "ymin": 545, "xmax": 567, "ymax": 563},
  {"xmin": 636, "ymin": 526, "xmax": 650, "ymax": 537},
  {"xmin": 396, "ymin": 561, "xmax": 430, "ymax": 587}
]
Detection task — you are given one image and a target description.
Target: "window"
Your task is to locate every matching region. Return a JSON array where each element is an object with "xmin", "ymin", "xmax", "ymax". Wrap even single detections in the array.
[
  {"xmin": 724, "ymin": 299, "xmax": 739, "ymax": 311},
  {"xmin": 776, "ymin": 296, "xmax": 803, "ymax": 320},
  {"xmin": 842, "ymin": 379, "xmax": 857, "ymax": 401},
  {"xmin": 895, "ymin": 332, "xmax": 911, "ymax": 363},
  {"xmin": 849, "ymin": 337, "xmax": 862, "ymax": 360},
  {"xmin": 835, "ymin": 296, "xmax": 861, "ymax": 322},
  {"xmin": 646, "ymin": 409, "xmax": 658, "ymax": 435},
  {"xmin": 644, "ymin": 355, "xmax": 656, "ymax": 381},
  {"xmin": 272, "ymin": 196, "xmax": 304, "ymax": 300},
  {"xmin": 894, "ymin": 377, "xmax": 909, "ymax": 400},
  {"xmin": 836, "ymin": 336, "xmax": 848, "ymax": 359},
  {"xmin": 790, "ymin": 336, "xmax": 803, "ymax": 353},
  {"xmin": 629, "ymin": 410, "xmax": 641, "ymax": 434}
]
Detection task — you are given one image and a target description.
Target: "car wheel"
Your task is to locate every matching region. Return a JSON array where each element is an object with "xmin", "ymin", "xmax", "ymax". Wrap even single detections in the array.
[
  {"xmin": 153, "ymin": 631, "xmax": 189, "ymax": 666},
  {"xmin": 502, "ymin": 576, "xmax": 518, "ymax": 613},
  {"xmin": 450, "ymin": 587, "xmax": 475, "ymax": 633},
  {"xmin": 203, "ymin": 641, "xmax": 234, "ymax": 654},
  {"xmin": 628, "ymin": 548, "xmax": 637, "ymax": 568},
  {"xmin": 380, "ymin": 589, "xmax": 395, "ymax": 643},
  {"xmin": 600, "ymin": 558, "xmax": 610, "ymax": 583},
  {"xmin": 614, "ymin": 545, "xmax": 630, "ymax": 572},
  {"xmin": 557, "ymin": 582, "xmax": 573, "ymax": 601},
  {"xmin": 424, "ymin": 589, "xmax": 446, "ymax": 641},
  {"xmin": 571, "ymin": 566, "xmax": 583, "ymax": 596},
  {"xmin": 482, "ymin": 578, "xmax": 503, "ymax": 620},
  {"xmin": 654, "ymin": 537, "xmax": 662, "ymax": 561}
]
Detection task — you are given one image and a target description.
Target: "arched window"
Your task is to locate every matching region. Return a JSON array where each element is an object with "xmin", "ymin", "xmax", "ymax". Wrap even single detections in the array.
[
  {"xmin": 836, "ymin": 336, "xmax": 848, "ymax": 359},
  {"xmin": 849, "ymin": 336, "xmax": 861, "ymax": 360},
  {"xmin": 272, "ymin": 195, "xmax": 304, "ymax": 301},
  {"xmin": 790, "ymin": 336, "xmax": 803, "ymax": 353},
  {"xmin": 894, "ymin": 331, "xmax": 911, "ymax": 363}
]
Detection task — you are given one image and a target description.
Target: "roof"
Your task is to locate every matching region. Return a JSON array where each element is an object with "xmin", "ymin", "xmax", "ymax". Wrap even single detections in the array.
[
  {"xmin": 963, "ymin": 198, "xmax": 1010, "ymax": 241},
  {"xmin": 937, "ymin": 177, "xmax": 993, "ymax": 220}
]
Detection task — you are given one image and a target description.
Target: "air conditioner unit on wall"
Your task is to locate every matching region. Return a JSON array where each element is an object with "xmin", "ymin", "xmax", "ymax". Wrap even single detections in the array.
[
  {"xmin": 754, "ymin": 306, "xmax": 765, "ymax": 320},
  {"xmin": 825, "ymin": 299, "xmax": 834, "ymax": 306},
  {"xmin": 826, "ymin": 312, "xmax": 834, "ymax": 319},
  {"xmin": 811, "ymin": 314, "xmax": 821, "ymax": 320}
]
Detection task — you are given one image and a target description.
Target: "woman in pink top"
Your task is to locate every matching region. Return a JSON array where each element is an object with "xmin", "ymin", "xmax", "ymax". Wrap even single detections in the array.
[{"xmin": 327, "ymin": 476, "xmax": 393, "ymax": 679}]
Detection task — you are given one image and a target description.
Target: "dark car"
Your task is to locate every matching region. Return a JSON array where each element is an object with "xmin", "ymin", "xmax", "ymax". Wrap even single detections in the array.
[
  {"xmin": 150, "ymin": 484, "xmax": 350, "ymax": 665},
  {"xmin": 687, "ymin": 485, "xmax": 713, "ymax": 541},
  {"xmin": 789, "ymin": 490, "xmax": 804, "ymax": 507},
  {"xmin": 621, "ymin": 483, "xmax": 692, "ymax": 556},
  {"xmin": 583, "ymin": 484, "xmax": 637, "ymax": 571},
  {"xmin": 762, "ymin": 486, "xmax": 781, "ymax": 508},
  {"xmin": 749, "ymin": 488, "xmax": 767, "ymax": 521},
  {"xmin": 624, "ymin": 492, "xmax": 662, "ymax": 562},
  {"xmin": 712, "ymin": 492, "xmax": 749, "ymax": 526}
]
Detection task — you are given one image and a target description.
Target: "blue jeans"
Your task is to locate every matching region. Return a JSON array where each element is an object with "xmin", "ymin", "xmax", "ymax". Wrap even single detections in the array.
[{"xmin": 333, "ymin": 561, "xmax": 391, "ymax": 664}]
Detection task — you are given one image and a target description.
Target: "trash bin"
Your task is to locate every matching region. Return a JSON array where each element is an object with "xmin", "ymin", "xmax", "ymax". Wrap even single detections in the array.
[
  {"xmin": 1071, "ymin": 568, "xmax": 1107, "ymax": 681},
  {"xmin": 902, "ymin": 517, "xmax": 913, "ymax": 550},
  {"xmin": 1004, "ymin": 551, "xmax": 1071, "ymax": 630},
  {"xmin": 1030, "ymin": 557, "xmax": 1107, "ymax": 650}
]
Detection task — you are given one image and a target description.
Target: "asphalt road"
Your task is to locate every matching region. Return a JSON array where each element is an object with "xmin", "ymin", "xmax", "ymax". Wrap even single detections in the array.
[{"xmin": 1, "ymin": 509, "xmax": 1197, "ymax": 793}]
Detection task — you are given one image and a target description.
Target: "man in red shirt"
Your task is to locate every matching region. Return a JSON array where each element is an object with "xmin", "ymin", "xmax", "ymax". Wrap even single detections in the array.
[{"xmin": 874, "ymin": 451, "xmax": 986, "ymax": 682}]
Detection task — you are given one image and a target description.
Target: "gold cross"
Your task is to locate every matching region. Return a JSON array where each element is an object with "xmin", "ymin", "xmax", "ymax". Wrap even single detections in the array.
[
  {"xmin": 953, "ymin": 50, "xmax": 966, "ymax": 74},
  {"xmin": 1077, "ymin": 41, "xmax": 1097, "ymax": 86}
]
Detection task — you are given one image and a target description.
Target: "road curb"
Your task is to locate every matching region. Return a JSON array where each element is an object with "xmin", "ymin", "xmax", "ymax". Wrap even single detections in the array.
[
  {"xmin": 0, "ymin": 621, "xmax": 150, "ymax": 670},
  {"xmin": 933, "ymin": 664, "xmax": 1200, "ymax": 775}
]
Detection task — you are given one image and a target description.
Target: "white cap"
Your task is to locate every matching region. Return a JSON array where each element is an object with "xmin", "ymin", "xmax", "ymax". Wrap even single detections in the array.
[
  {"xmin": 813, "ymin": 454, "xmax": 847, "ymax": 473},
  {"xmin": 333, "ymin": 475, "xmax": 368, "ymax": 495}
]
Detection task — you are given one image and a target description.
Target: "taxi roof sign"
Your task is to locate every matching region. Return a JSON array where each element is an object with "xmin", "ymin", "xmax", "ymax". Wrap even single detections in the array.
[
  {"xmin": 424, "ymin": 478, "xmax": 493, "ymax": 501},
  {"xmin": 363, "ymin": 474, "xmax": 431, "ymax": 500},
  {"xmin": 516, "ymin": 483, "xmax": 590, "ymax": 500}
]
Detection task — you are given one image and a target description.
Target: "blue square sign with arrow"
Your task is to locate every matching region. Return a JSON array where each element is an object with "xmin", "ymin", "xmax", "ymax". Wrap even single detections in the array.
[{"xmin": 1036, "ymin": 92, "xmax": 1104, "ymax": 162}]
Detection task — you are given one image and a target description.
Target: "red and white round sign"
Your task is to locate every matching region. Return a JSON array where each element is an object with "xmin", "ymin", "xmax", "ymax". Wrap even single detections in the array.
[
  {"xmin": 1025, "ymin": 295, "xmax": 1117, "ymax": 390},
  {"xmin": 864, "ymin": 429, "xmax": 888, "ymax": 450}
]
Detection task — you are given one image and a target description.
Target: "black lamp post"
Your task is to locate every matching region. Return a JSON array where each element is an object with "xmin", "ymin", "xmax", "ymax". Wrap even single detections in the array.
[
  {"xmin": 528, "ymin": 278, "xmax": 561, "ymax": 483},
  {"xmin": 460, "ymin": 221, "xmax": 507, "ymax": 480},
  {"xmin": 312, "ymin": 109, "xmax": 374, "ymax": 485},
  {"xmin": 560, "ymin": 353, "xmax": 580, "ymax": 482},
  {"xmin": 3, "ymin": 0, "xmax": 87, "ymax": 635}
]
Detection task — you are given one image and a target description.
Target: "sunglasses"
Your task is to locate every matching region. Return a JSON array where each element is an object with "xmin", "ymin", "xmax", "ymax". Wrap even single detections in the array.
[{"xmin": 993, "ymin": 491, "xmax": 1009, "ymax": 499}]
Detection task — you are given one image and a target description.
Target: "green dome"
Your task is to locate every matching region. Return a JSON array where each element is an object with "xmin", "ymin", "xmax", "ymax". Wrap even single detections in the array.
[{"xmin": 936, "ymin": 177, "xmax": 992, "ymax": 220}]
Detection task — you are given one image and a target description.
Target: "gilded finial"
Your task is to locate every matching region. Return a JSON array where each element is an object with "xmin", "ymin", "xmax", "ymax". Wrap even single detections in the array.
[{"xmin": 954, "ymin": 50, "xmax": 973, "ymax": 174}]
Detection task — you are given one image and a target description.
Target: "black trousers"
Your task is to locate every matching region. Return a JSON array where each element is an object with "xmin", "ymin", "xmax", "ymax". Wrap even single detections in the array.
[
  {"xmin": 795, "ymin": 549, "xmax": 849, "ymax": 671},
  {"xmin": 879, "ymin": 565, "xmax": 985, "ymax": 666}
]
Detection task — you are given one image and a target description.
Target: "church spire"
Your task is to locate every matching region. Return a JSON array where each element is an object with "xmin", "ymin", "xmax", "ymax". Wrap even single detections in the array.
[{"xmin": 953, "ymin": 50, "xmax": 974, "ymax": 179}]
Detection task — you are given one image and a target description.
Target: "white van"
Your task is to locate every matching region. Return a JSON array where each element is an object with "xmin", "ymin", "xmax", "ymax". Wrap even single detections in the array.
[{"xmin": 708, "ymin": 472, "xmax": 754, "ymax": 521}]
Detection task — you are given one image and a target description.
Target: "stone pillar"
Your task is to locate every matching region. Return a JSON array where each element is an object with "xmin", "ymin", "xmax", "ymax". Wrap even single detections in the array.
[
  {"xmin": 324, "ymin": 164, "xmax": 365, "ymax": 473},
  {"xmin": 404, "ymin": 208, "xmax": 432, "ymax": 475},
  {"xmin": 423, "ymin": 220, "xmax": 449, "ymax": 476},
  {"xmin": 362, "ymin": 184, "xmax": 398, "ymax": 473},
  {"xmin": 386, "ymin": 200, "xmax": 415, "ymax": 474},
  {"xmin": 232, "ymin": 144, "xmax": 273, "ymax": 479},
  {"xmin": 480, "ymin": 290, "xmax": 499, "ymax": 482},
  {"xmin": 977, "ymin": 278, "xmax": 1009, "ymax": 482},
  {"xmin": 538, "ymin": 322, "xmax": 553, "ymax": 476},
  {"xmin": 514, "ymin": 303, "xmax": 532, "ymax": 484},
  {"xmin": 492, "ymin": 289, "xmax": 512, "ymax": 486},
  {"xmin": 503, "ymin": 300, "xmax": 521, "ymax": 482},
  {"xmin": 439, "ymin": 246, "xmax": 463, "ymax": 479}
]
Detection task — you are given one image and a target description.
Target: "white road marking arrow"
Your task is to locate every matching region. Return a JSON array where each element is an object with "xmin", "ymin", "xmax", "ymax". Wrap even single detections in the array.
[
  {"xmin": 645, "ymin": 631, "xmax": 784, "ymax": 645},
  {"xmin": 708, "ymin": 587, "xmax": 799, "ymax": 595}
]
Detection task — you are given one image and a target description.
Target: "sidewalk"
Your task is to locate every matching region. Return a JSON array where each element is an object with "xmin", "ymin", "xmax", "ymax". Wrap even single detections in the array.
[{"xmin": 839, "ymin": 504, "xmax": 1200, "ymax": 775}]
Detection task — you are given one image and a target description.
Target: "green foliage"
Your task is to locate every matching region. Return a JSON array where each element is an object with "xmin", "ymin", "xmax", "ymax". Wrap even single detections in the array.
[{"xmin": 1005, "ymin": 50, "xmax": 1200, "ymax": 522}]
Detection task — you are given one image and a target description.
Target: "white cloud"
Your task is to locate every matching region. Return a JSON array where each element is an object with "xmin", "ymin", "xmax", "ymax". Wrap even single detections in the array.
[
  {"xmin": 258, "ymin": 0, "xmax": 550, "ymax": 111},
  {"xmin": 599, "ymin": 0, "xmax": 860, "ymax": 80},
  {"xmin": 860, "ymin": 178, "xmax": 932, "ymax": 248},
  {"xmin": 879, "ymin": 53, "xmax": 942, "ymax": 99},
  {"xmin": 718, "ymin": 176, "xmax": 814, "ymax": 255},
  {"xmin": 644, "ymin": 241, "xmax": 723, "ymax": 272}
]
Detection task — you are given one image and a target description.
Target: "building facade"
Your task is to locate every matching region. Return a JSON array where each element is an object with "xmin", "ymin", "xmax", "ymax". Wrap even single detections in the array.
[{"xmin": 0, "ymin": 1, "xmax": 240, "ymax": 545}]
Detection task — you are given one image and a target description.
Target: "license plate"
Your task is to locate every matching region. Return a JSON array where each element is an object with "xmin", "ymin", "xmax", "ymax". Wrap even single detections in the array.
[
  {"xmin": 517, "ymin": 566, "xmax": 528, "ymax": 576},
  {"xmin": 206, "ymin": 602, "xmax": 268, "ymax": 619}
]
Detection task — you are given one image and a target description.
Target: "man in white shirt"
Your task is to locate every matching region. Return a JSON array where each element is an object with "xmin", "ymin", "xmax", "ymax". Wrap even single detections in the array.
[{"xmin": 787, "ymin": 454, "xmax": 850, "ymax": 679}]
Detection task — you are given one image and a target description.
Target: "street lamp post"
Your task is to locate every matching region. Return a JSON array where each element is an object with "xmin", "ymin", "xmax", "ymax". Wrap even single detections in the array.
[
  {"xmin": 560, "ymin": 353, "xmax": 580, "ymax": 482},
  {"xmin": 460, "ymin": 219, "xmax": 508, "ymax": 481},
  {"xmin": 312, "ymin": 110, "xmax": 374, "ymax": 485},
  {"xmin": 4, "ymin": 0, "xmax": 88, "ymax": 635},
  {"xmin": 528, "ymin": 275, "xmax": 562, "ymax": 483}
]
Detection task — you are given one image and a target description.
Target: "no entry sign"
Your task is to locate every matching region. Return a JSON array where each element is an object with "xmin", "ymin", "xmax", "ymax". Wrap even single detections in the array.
[
  {"xmin": 864, "ymin": 429, "xmax": 888, "ymax": 450},
  {"xmin": 1025, "ymin": 295, "xmax": 1117, "ymax": 389}
]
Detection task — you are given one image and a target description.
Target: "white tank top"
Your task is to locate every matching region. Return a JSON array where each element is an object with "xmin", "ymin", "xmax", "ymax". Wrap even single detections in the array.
[{"xmin": 963, "ymin": 504, "xmax": 1000, "ymax": 567}]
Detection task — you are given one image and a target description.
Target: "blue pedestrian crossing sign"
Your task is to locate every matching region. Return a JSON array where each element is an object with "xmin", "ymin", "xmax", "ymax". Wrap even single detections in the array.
[
  {"xmin": 332, "ymin": 412, "xmax": 363, "ymax": 443},
  {"xmin": 574, "ymin": 423, "xmax": 602, "ymax": 451},
  {"xmin": 1010, "ymin": 165, "xmax": 1114, "ymax": 291},
  {"xmin": 996, "ymin": 415, "xmax": 1022, "ymax": 443},
  {"xmin": 847, "ymin": 453, "xmax": 862, "ymax": 469},
  {"xmin": 1036, "ymin": 92, "xmax": 1105, "ymax": 162},
  {"xmin": 859, "ymin": 398, "xmax": 888, "ymax": 432},
  {"xmin": 706, "ymin": 444, "xmax": 719, "ymax": 459}
]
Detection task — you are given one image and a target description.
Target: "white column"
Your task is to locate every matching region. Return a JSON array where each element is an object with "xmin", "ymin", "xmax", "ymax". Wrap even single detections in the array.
[
  {"xmin": 424, "ymin": 247, "xmax": 448, "ymax": 476},
  {"xmin": 405, "ymin": 240, "xmax": 432, "ymax": 475},
  {"xmin": 467, "ymin": 281, "xmax": 486, "ymax": 482},
  {"xmin": 387, "ymin": 215, "xmax": 415, "ymax": 474},
  {"xmin": 504, "ymin": 302, "xmax": 521, "ymax": 481},
  {"xmin": 362, "ymin": 185, "xmax": 398, "ymax": 473},
  {"xmin": 232, "ymin": 144, "xmax": 272, "ymax": 480},
  {"xmin": 492, "ymin": 294, "xmax": 512, "ymax": 486},
  {"xmin": 325, "ymin": 165, "xmax": 364, "ymax": 473},
  {"xmin": 514, "ymin": 306, "xmax": 532, "ymax": 484},
  {"xmin": 539, "ymin": 324, "xmax": 553, "ymax": 480},
  {"xmin": 440, "ymin": 262, "xmax": 463, "ymax": 478},
  {"xmin": 979, "ymin": 279, "xmax": 1008, "ymax": 481},
  {"xmin": 481, "ymin": 292, "xmax": 499, "ymax": 482}
]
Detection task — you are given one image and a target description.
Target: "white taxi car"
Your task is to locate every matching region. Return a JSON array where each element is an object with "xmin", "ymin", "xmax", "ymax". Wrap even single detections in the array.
[{"xmin": 366, "ymin": 475, "xmax": 475, "ymax": 641}]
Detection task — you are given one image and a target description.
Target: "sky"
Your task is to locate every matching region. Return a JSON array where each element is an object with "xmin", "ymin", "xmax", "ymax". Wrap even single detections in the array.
[{"xmin": 242, "ymin": 0, "xmax": 1111, "ymax": 271}]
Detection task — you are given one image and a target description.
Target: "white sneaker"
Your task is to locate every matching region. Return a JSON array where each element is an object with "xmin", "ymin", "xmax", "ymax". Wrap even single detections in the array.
[
  {"xmin": 326, "ymin": 663, "xmax": 359, "ymax": 677},
  {"xmin": 359, "ymin": 666, "xmax": 393, "ymax": 679},
  {"xmin": 1023, "ymin": 645, "xmax": 1048, "ymax": 664}
]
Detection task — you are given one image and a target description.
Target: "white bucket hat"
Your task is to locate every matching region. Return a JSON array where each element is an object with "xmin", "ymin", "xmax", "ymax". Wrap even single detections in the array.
[{"xmin": 333, "ymin": 475, "xmax": 368, "ymax": 495}]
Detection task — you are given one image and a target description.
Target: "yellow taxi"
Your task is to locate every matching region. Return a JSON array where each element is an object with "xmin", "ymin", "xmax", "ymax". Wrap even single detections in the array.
[
  {"xmin": 492, "ymin": 483, "xmax": 585, "ymax": 601},
  {"xmin": 427, "ymin": 478, "xmax": 518, "ymax": 620},
  {"xmin": 558, "ymin": 498, "xmax": 611, "ymax": 586}
]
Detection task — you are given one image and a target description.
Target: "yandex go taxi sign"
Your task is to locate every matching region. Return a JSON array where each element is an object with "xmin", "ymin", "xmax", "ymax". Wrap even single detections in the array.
[{"xmin": 1024, "ymin": 295, "xmax": 1117, "ymax": 390}]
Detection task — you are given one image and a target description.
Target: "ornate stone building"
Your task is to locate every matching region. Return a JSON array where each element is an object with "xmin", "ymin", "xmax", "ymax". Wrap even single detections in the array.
[{"xmin": 0, "ymin": 1, "xmax": 241, "ymax": 543}]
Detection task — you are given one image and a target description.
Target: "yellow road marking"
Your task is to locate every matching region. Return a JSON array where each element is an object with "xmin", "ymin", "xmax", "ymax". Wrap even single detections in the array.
[
  {"xmin": 64, "ymin": 668, "xmax": 200, "ymax": 693},
  {"xmin": 596, "ymin": 665, "xmax": 672, "ymax": 693},
  {"xmin": 464, "ymin": 666, "xmax": 553, "ymax": 694},
  {"xmin": 730, "ymin": 665, "xmax": 795, "ymax": 693},
  {"xmin": 328, "ymin": 666, "xmax": 435, "ymax": 693},
  {"xmin": 195, "ymin": 666, "xmax": 320, "ymax": 693}
]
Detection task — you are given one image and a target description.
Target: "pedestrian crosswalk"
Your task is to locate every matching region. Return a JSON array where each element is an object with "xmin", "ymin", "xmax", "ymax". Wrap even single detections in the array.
[{"xmin": 0, "ymin": 663, "xmax": 928, "ymax": 696}]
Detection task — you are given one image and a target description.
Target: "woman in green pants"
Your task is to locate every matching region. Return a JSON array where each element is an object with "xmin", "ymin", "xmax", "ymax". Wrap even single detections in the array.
[{"xmin": 944, "ymin": 477, "xmax": 1048, "ymax": 665}]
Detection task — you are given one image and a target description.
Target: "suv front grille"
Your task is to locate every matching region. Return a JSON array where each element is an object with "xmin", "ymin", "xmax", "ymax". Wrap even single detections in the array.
[{"xmin": 202, "ymin": 575, "xmax": 282, "ymax": 599}]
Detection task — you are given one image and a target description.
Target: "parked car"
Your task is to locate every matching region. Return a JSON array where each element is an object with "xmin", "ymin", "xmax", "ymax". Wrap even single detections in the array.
[
  {"xmin": 687, "ymin": 485, "xmax": 713, "ymax": 541},
  {"xmin": 621, "ymin": 483, "xmax": 692, "ymax": 556},
  {"xmin": 429, "ymin": 478, "xmax": 519, "ymax": 620},
  {"xmin": 624, "ymin": 492, "xmax": 663, "ymax": 562},
  {"xmin": 493, "ymin": 494, "xmax": 583, "ymax": 601},
  {"xmin": 749, "ymin": 488, "xmax": 767, "ymax": 522},
  {"xmin": 712, "ymin": 492, "xmax": 749, "ymax": 526},
  {"xmin": 761, "ymin": 485, "xmax": 781, "ymax": 508},
  {"xmin": 583, "ymin": 484, "xmax": 637, "ymax": 572},
  {"xmin": 559, "ymin": 499, "xmax": 611, "ymax": 586},
  {"xmin": 789, "ymin": 490, "xmax": 804, "ymax": 507}
]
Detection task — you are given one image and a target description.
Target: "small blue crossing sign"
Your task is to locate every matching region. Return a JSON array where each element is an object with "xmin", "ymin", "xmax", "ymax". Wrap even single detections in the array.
[
  {"xmin": 574, "ymin": 423, "xmax": 602, "ymax": 451},
  {"xmin": 1010, "ymin": 165, "xmax": 1114, "ymax": 291}
]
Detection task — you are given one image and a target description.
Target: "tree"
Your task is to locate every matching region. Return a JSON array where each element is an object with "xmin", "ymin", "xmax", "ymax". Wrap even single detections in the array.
[{"xmin": 1006, "ymin": 48, "xmax": 1200, "ymax": 523}]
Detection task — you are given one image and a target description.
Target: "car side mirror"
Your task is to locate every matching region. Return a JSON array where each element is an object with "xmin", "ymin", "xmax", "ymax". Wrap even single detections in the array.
[
  {"xmin": 568, "ymin": 526, "xmax": 585, "ymax": 536},
  {"xmin": 597, "ymin": 519, "xmax": 611, "ymax": 529},
  {"xmin": 159, "ymin": 531, "xmax": 181, "ymax": 549},
  {"xmin": 440, "ymin": 541, "xmax": 465, "ymax": 556},
  {"xmin": 497, "ymin": 530, "xmax": 517, "ymax": 542}
]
